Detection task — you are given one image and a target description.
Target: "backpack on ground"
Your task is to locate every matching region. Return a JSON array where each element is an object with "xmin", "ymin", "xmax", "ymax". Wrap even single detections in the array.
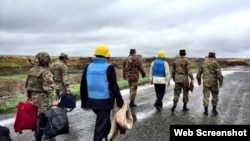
[
  {"xmin": 38, "ymin": 106, "xmax": 69, "ymax": 140},
  {"xmin": 0, "ymin": 125, "xmax": 12, "ymax": 141},
  {"xmin": 58, "ymin": 92, "xmax": 76, "ymax": 112}
]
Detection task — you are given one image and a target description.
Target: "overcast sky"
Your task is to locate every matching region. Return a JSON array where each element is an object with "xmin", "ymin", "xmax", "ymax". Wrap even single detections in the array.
[{"xmin": 1, "ymin": 0, "xmax": 250, "ymax": 58}]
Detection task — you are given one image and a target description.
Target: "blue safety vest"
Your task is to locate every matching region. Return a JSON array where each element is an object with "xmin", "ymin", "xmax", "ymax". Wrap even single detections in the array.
[
  {"xmin": 87, "ymin": 57, "xmax": 110, "ymax": 99},
  {"xmin": 153, "ymin": 58, "xmax": 166, "ymax": 77}
]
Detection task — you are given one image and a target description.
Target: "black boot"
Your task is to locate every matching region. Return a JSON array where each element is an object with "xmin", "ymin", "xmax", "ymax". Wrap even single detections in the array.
[
  {"xmin": 35, "ymin": 113, "xmax": 46, "ymax": 141},
  {"xmin": 183, "ymin": 103, "xmax": 189, "ymax": 112},
  {"xmin": 129, "ymin": 101, "xmax": 137, "ymax": 107},
  {"xmin": 211, "ymin": 106, "xmax": 218, "ymax": 115},
  {"xmin": 154, "ymin": 103, "xmax": 161, "ymax": 111},
  {"xmin": 171, "ymin": 101, "xmax": 177, "ymax": 112},
  {"xmin": 35, "ymin": 127, "xmax": 44, "ymax": 141},
  {"xmin": 203, "ymin": 107, "xmax": 208, "ymax": 116}
]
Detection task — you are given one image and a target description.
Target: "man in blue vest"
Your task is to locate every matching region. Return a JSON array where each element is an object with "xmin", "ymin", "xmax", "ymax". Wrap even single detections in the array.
[
  {"xmin": 80, "ymin": 44, "xmax": 124, "ymax": 141},
  {"xmin": 149, "ymin": 51, "xmax": 171, "ymax": 111}
]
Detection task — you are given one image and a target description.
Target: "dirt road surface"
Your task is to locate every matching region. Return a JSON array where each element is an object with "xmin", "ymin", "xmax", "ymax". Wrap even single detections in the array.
[{"xmin": 0, "ymin": 66, "xmax": 250, "ymax": 141}]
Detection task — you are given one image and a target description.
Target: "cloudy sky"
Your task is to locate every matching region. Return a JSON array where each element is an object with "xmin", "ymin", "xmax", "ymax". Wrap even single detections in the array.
[{"xmin": 1, "ymin": 0, "xmax": 250, "ymax": 58}]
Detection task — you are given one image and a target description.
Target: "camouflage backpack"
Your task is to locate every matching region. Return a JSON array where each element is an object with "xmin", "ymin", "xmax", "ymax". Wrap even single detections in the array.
[{"xmin": 26, "ymin": 67, "xmax": 48, "ymax": 92}]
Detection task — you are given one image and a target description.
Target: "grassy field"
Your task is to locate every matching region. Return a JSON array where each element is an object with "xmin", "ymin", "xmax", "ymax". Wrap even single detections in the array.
[
  {"xmin": 0, "ymin": 55, "xmax": 249, "ymax": 113},
  {"xmin": 0, "ymin": 75, "xmax": 149, "ymax": 113}
]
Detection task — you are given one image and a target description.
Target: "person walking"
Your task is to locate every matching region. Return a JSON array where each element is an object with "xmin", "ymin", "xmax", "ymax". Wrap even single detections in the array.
[
  {"xmin": 80, "ymin": 44, "xmax": 124, "ymax": 141},
  {"xmin": 171, "ymin": 49, "xmax": 194, "ymax": 112},
  {"xmin": 196, "ymin": 52, "xmax": 223, "ymax": 116},
  {"xmin": 122, "ymin": 49, "xmax": 146, "ymax": 107},
  {"xmin": 149, "ymin": 51, "xmax": 171, "ymax": 111},
  {"xmin": 25, "ymin": 52, "xmax": 55, "ymax": 141},
  {"xmin": 50, "ymin": 53, "xmax": 70, "ymax": 97}
]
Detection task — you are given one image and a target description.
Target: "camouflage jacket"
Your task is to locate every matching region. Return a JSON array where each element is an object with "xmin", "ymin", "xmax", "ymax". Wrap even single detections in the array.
[
  {"xmin": 172, "ymin": 56, "xmax": 194, "ymax": 83},
  {"xmin": 26, "ymin": 66, "xmax": 54, "ymax": 94},
  {"xmin": 122, "ymin": 55, "xmax": 146, "ymax": 81},
  {"xmin": 50, "ymin": 60, "xmax": 70, "ymax": 88},
  {"xmin": 196, "ymin": 58, "xmax": 223, "ymax": 87}
]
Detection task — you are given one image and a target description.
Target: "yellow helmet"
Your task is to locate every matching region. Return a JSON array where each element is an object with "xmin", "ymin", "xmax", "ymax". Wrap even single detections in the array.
[
  {"xmin": 93, "ymin": 44, "xmax": 110, "ymax": 57},
  {"xmin": 157, "ymin": 51, "xmax": 166, "ymax": 58}
]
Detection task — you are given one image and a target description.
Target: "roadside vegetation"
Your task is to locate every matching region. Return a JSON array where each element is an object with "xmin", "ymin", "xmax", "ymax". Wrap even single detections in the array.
[
  {"xmin": 0, "ymin": 73, "xmax": 149, "ymax": 114},
  {"xmin": 0, "ymin": 65, "xmax": 222, "ymax": 114},
  {"xmin": 1, "ymin": 55, "xmax": 249, "ymax": 114}
]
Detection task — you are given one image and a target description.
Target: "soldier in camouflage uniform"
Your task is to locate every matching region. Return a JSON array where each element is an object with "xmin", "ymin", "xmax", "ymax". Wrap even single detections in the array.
[
  {"xmin": 25, "ymin": 52, "xmax": 55, "ymax": 141},
  {"xmin": 171, "ymin": 49, "xmax": 194, "ymax": 112},
  {"xmin": 50, "ymin": 53, "xmax": 70, "ymax": 98},
  {"xmin": 196, "ymin": 52, "xmax": 223, "ymax": 116},
  {"xmin": 123, "ymin": 49, "xmax": 146, "ymax": 107}
]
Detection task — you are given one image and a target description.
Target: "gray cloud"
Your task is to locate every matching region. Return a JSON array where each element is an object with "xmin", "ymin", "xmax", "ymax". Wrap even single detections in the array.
[{"xmin": 1, "ymin": 0, "xmax": 250, "ymax": 58}]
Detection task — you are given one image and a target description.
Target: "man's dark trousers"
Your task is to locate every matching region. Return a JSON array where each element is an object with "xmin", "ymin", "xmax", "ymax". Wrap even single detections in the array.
[
  {"xmin": 93, "ymin": 110, "xmax": 111, "ymax": 141},
  {"xmin": 154, "ymin": 84, "xmax": 166, "ymax": 108}
]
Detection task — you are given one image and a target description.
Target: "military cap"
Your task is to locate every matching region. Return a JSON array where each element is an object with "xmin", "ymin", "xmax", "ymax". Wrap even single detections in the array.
[
  {"xmin": 130, "ymin": 49, "xmax": 136, "ymax": 54},
  {"xmin": 208, "ymin": 52, "xmax": 216, "ymax": 58},
  {"xmin": 60, "ymin": 53, "xmax": 69, "ymax": 60},
  {"xmin": 36, "ymin": 52, "xmax": 51, "ymax": 65},
  {"xmin": 179, "ymin": 49, "xmax": 186, "ymax": 56}
]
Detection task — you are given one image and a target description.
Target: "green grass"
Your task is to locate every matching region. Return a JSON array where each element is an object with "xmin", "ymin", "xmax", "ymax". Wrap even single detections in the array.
[
  {"xmin": 70, "ymin": 76, "xmax": 150, "ymax": 96},
  {"xmin": 0, "ymin": 93, "xmax": 26, "ymax": 113},
  {"xmin": 0, "ymin": 76, "xmax": 150, "ymax": 113},
  {"xmin": 191, "ymin": 67, "xmax": 199, "ymax": 73},
  {"xmin": 70, "ymin": 84, "xmax": 80, "ymax": 96},
  {"xmin": 0, "ymin": 74, "xmax": 27, "ymax": 80},
  {"xmin": 0, "ymin": 66, "xmax": 194, "ymax": 114}
]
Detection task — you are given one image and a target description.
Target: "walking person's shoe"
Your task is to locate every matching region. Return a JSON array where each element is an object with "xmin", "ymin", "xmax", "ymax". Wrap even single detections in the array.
[
  {"xmin": 35, "ymin": 137, "xmax": 42, "ymax": 141},
  {"xmin": 171, "ymin": 105, "xmax": 176, "ymax": 112},
  {"xmin": 154, "ymin": 104, "xmax": 161, "ymax": 111},
  {"xmin": 171, "ymin": 101, "xmax": 177, "ymax": 112},
  {"xmin": 203, "ymin": 107, "xmax": 208, "ymax": 116},
  {"xmin": 35, "ymin": 132, "xmax": 42, "ymax": 141},
  {"xmin": 211, "ymin": 106, "xmax": 218, "ymax": 115},
  {"xmin": 182, "ymin": 103, "xmax": 189, "ymax": 112},
  {"xmin": 129, "ymin": 101, "xmax": 137, "ymax": 107},
  {"xmin": 34, "ymin": 126, "xmax": 44, "ymax": 141}
]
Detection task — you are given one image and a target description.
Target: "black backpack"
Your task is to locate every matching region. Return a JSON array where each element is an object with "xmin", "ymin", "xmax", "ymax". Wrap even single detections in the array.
[
  {"xmin": 0, "ymin": 125, "xmax": 11, "ymax": 141},
  {"xmin": 58, "ymin": 92, "xmax": 76, "ymax": 112},
  {"xmin": 39, "ymin": 106, "xmax": 69, "ymax": 140}
]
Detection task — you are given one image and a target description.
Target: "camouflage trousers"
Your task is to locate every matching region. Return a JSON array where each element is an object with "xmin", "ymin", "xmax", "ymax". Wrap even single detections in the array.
[
  {"xmin": 128, "ymin": 80, "xmax": 138, "ymax": 102},
  {"xmin": 203, "ymin": 86, "xmax": 219, "ymax": 107},
  {"xmin": 173, "ymin": 82, "xmax": 189, "ymax": 103},
  {"xmin": 31, "ymin": 93, "xmax": 53, "ymax": 114}
]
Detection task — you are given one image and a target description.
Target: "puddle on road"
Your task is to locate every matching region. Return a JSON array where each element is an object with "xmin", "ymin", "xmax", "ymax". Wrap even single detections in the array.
[
  {"xmin": 136, "ymin": 110, "xmax": 155, "ymax": 122},
  {"xmin": 135, "ymin": 101, "xmax": 173, "ymax": 122},
  {"xmin": 0, "ymin": 118, "xmax": 14, "ymax": 126}
]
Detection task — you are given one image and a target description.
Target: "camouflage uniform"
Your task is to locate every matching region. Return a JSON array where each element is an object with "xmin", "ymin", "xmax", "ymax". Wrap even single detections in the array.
[
  {"xmin": 197, "ymin": 53, "xmax": 223, "ymax": 115},
  {"xmin": 50, "ymin": 53, "xmax": 70, "ymax": 97},
  {"xmin": 123, "ymin": 49, "xmax": 146, "ymax": 107},
  {"xmin": 26, "ymin": 52, "xmax": 54, "ymax": 114},
  {"xmin": 26, "ymin": 52, "xmax": 55, "ymax": 141},
  {"xmin": 171, "ymin": 50, "xmax": 194, "ymax": 112}
]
